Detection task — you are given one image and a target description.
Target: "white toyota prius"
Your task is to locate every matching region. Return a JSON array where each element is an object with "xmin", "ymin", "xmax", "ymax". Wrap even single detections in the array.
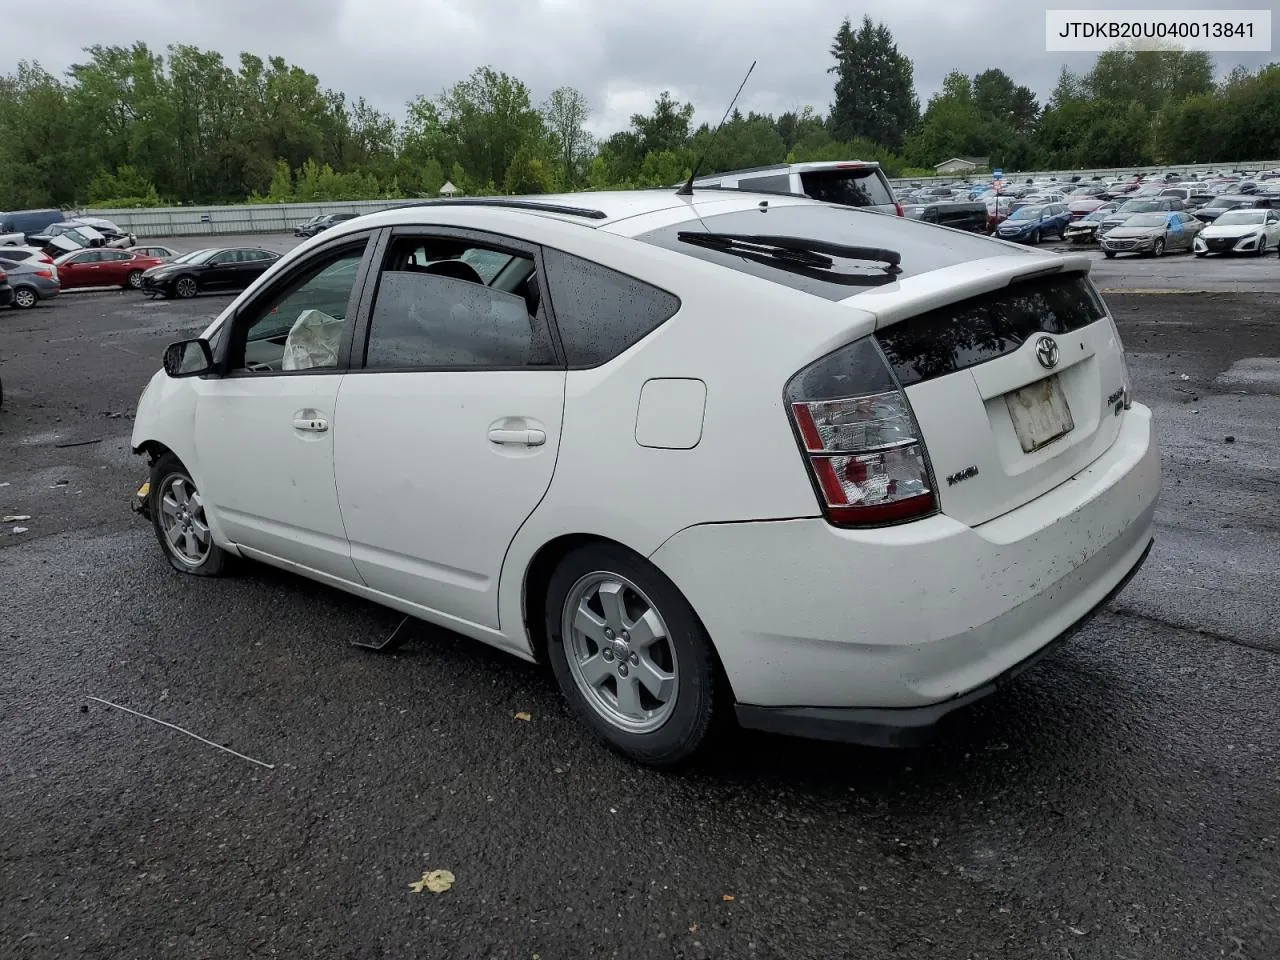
[{"xmin": 130, "ymin": 190, "xmax": 1160, "ymax": 765}]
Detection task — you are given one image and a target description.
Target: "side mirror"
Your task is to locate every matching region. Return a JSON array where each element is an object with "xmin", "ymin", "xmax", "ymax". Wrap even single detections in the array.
[{"xmin": 163, "ymin": 338, "xmax": 214, "ymax": 378}]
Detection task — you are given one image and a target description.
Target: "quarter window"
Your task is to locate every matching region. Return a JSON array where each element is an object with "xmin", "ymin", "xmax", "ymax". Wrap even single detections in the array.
[
  {"xmin": 363, "ymin": 236, "xmax": 556, "ymax": 369},
  {"xmin": 540, "ymin": 248, "xmax": 681, "ymax": 367}
]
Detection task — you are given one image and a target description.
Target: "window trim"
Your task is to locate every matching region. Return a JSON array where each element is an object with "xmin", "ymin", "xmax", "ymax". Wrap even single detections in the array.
[
  {"xmin": 347, "ymin": 225, "xmax": 565, "ymax": 375},
  {"xmin": 209, "ymin": 230, "xmax": 383, "ymax": 379}
]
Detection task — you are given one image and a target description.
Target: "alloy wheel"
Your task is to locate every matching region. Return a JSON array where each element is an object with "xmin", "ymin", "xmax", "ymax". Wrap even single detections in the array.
[
  {"xmin": 158, "ymin": 475, "xmax": 212, "ymax": 567},
  {"xmin": 175, "ymin": 277, "xmax": 197, "ymax": 298},
  {"xmin": 13, "ymin": 287, "xmax": 37, "ymax": 309},
  {"xmin": 127, "ymin": 270, "xmax": 143, "ymax": 288},
  {"xmin": 561, "ymin": 572, "xmax": 678, "ymax": 734}
]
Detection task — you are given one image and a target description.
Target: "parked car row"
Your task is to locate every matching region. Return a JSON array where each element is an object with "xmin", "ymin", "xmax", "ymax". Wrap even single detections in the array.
[{"xmin": 0, "ymin": 242, "xmax": 281, "ymax": 309}]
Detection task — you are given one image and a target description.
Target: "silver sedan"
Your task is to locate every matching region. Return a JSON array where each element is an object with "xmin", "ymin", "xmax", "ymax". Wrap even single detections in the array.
[{"xmin": 1100, "ymin": 211, "xmax": 1205, "ymax": 258}]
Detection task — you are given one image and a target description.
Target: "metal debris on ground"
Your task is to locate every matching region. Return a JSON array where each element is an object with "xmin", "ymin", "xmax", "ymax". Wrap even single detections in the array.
[
  {"xmin": 408, "ymin": 869, "xmax": 455, "ymax": 894},
  {"xmin": 86, "ymin": 696, "xmax": 275, "ymax": 769},
  {"xmin": 3, "ymin": 515, "xmax": 32, "ymax": 522}
]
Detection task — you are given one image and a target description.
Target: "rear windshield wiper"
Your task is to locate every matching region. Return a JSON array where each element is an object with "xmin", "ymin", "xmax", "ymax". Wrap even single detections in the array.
[{"xmin": 677, "ymin": 231, "xmax": 903, "ymax": 273}]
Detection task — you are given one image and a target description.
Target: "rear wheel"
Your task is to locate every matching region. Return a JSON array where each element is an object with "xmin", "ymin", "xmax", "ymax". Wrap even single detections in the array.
[
  {"xmin": 545, "ymin": 543, "xmax": 725, "ymax": 766},
  {"xmin": 125, "ymin": 270, "xmax": 143, "ymax": 289},
  {"xmin": 12, "ymin": 286, "xmax": 37, "ymax": 309},
  {"xmin": 174, "ymin": 276, "xmax": 198, "ymax": 299},
  {"xmin": 149, "ymin": 453, "xmax": 229, "ymax": 576}
]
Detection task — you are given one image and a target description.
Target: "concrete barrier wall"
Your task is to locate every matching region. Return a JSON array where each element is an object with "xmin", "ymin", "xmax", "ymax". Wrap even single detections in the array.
[{"xmin": 82, "ymin": 159, "xmax": 1280, "ymax": 237}]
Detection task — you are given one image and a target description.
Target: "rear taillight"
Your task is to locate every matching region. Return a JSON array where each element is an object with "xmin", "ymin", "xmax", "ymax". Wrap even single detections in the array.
[
  {"xmin": 785, "ymin": 337, "xmax": 936, "ymax": 527},
  {"xmin": 35, "ymin": 269, "xmax": 52, "ymax": 278}
]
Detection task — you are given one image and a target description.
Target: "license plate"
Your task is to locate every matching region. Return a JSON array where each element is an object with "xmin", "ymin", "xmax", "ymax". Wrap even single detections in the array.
[{"xmin": 1005, "ymin": 375, "xmax": 1074, "ymax": 453}]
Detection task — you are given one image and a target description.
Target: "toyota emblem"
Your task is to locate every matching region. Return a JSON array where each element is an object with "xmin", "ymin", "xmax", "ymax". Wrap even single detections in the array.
[{"xmin": 1035, "ymin": 335, "xmax": 1060, "ymax": 370}]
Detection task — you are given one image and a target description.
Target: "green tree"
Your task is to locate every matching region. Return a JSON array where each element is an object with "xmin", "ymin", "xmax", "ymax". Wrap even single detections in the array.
[
  {"xmin": 972, "ymin": 69, "xmax": 1040, "ymax": 133},
  {"xmin": 828, "ymin": 15, "xmax": 919, "ymax": 150},
  {"xmin": 542, "ymin": 86, "xmax": 593, "ymax": 188},
  {"xmin": 502, "ymin": 143, "xmax": 554, "ymax": 194},
  {"xmin": 631, "ymin": 92, "xmax": 695, "ymax": 155},
  {"xmin": 437, "ymin": 67, "xmax": 545, "ymax": 188}
]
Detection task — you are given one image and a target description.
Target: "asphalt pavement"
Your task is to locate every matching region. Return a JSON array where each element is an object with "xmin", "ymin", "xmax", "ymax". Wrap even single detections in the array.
[{"xmin": 1, "ymin": 262, "xmax": 1277, "ymax": 959}]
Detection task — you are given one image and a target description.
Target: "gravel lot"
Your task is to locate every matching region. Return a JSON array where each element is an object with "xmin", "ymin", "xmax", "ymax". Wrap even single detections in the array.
[{"xmin": 1, "ymin": 258, "xmax": 1277, "ymax": 959}]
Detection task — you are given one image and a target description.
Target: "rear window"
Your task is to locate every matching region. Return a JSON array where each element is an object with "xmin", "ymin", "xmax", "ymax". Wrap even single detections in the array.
[
  {"xmin": 876, "ymin": 274, "xmax": 1107, "ymax": 387},
  {"xmin": 800, "ymin": 169, "xmax": 895, "ymax": 208},
  {"xmin": 636, "ymin": 204, "xmax": 1019, "ymax": 301}
]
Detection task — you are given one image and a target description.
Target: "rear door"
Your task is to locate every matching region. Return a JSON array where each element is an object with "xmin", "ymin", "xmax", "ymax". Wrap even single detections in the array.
[
  {"xmin": 874, "ymin": 270, "xmax": 1129, "ymax": 527},
  {"xmin": 332, "ymin": 228, "xmax": 566, "ymax": 629}
]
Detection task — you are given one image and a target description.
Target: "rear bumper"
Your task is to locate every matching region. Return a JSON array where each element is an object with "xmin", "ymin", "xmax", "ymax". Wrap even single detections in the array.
[
  {"xmin": 735, "ymin": 537, "xmax": 1152, "ymax": 746},
  {"xmin": 650, "ymin": 404, "xmax": 1159, "ymax": 736}
]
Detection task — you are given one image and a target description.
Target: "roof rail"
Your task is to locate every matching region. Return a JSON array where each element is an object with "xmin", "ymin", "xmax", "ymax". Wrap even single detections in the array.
[{"xmin": 386, "ymin": 198, "xmax": 608, "ymax": 220}]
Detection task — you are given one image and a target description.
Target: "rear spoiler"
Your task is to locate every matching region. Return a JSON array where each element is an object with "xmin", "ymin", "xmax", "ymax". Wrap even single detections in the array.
[{"xmin": 842, "ymin": 254, "xmax": 1093, "ymax": 331}]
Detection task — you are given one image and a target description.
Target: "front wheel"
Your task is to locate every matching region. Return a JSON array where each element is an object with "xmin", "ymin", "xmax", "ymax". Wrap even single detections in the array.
[
  {"xmin": 1194, "ymin": 251, "xmax": 1206, "ymax": 258},
  {"xmin": 1030, "ymin": 229, "xmax": 1041, "ymax": 245},
  {"xmin": 545, "ymin": 543, "xmax": 725, "ymax": 766},
  {"xmin": 1152, "ymin": 237, "xmax": 1165, "ymax": 257},
  {"xmin": 1104, "ymin": 250, "xmax": 1116, "ymax": 258},
  {"xmin": 174, "ymin": 276, "xmax": 198, "ymax": 299},
  {"xmin": 149, "ymin": 453, "xmax": 229, "ymax": 576},
  {"xmin": 125, "ymin": 270, "xmax": 143, "ymax": 289}
]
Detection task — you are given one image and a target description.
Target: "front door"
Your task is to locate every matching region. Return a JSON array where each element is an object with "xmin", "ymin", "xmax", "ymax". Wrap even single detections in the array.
[
  {"xmin": 333, "ymin": 230, "xmax": 566, "ymax": 629},
  {"xmin": 193, "ymin": 239, "xmax": 374, "ymax": 583},
  {"xmin": 203, "ymin": 250, "xmax": 240, "ymax": 290}
]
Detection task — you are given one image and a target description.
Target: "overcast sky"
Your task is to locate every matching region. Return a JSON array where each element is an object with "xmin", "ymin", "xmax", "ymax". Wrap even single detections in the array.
[{"xmin": 8, "ymin": 0, "xmax": 1274, "ymax": 135}]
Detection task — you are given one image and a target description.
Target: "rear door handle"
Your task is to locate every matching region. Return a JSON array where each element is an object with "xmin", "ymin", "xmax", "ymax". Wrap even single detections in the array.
[
  {"xmin": 293, "ymin": 416, "xmax": 329, "ymax": 433},
  {"xmin": 488, "ymin": 427, "xmax": 545, "ymax": 446}
]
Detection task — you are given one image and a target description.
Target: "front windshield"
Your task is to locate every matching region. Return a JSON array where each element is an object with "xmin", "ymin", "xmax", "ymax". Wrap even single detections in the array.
[
  {"xmin": 1008, "ymin": 206, "xmax": 1045, "ymax": 221},
  {"xmin": 1124, "ymin": 214, "xmax": 1168, "ymax": 227},
  {"xmin": 1214, "ymin": 211, "xmax": 1266, "ymax": 226},
  {"xmin": 1119, "ymin": 200, "xmax": 1159, "ymax": 214},
  {"xmin": 1205, "ymin": 198, "xmax": 1241, "ymax": 209},
  {"xmin": 173, "ymin": 248, "xmax": 218, "ymax": 265}
]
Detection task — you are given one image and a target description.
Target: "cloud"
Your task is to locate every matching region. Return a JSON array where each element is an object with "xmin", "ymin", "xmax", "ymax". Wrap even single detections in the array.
[{"xmin": 7, "ymin": 0, "xmax": 1271, "ymax": 134}]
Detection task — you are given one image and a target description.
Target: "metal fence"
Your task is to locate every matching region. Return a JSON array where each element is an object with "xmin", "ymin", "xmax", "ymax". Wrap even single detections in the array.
[
  {"xmin": 79, "ymin": 199, "xmax": 408, "ymax": 238},
  {"xmin": 83, "ymin": 159, "xmax": 1280, "ymax": 238}
]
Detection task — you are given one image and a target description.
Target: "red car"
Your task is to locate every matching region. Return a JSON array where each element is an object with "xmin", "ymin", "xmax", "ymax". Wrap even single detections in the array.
[{"xmin": 53, "ymin": 248, "xmax": 164, "ymax": 291}]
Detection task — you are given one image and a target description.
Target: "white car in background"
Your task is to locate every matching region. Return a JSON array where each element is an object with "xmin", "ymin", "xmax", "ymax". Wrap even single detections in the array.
[
  {"xmin": 1192, "ymin": 208, "xmax": 1280, "ymax": 256},
  {"xmin": 129, "ymin": 191, "xmax": 1160, "ymax": 765}
]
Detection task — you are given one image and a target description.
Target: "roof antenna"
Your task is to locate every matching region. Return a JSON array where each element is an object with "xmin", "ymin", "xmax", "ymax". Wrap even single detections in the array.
[{"xmin": 676, "ymin": 60, "xmax": 757, "ymax": 196}]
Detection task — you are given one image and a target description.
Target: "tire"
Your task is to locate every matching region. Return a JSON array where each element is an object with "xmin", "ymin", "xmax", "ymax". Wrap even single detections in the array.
[
  {"xmin": 125, "ymin": 270, "xmax": 143, "ymax": 290},
  {"xmin": 149, "ymin": 453, "xmax": 229, "ymax": 576},
  {"xmin": 12, "ymin": 286, "xmax": 38, "ymax": 309},
  {"xmin": 1256, "ymin": 241, "xmax": 1267, "ymax": 257},
  {"xmin": 1152, "ymin": 237, "xmax": 1165, "ymax": 257},
  {"xmin": 1030, "ymin": 229, "xmax": 1041, "ymax": 245},
  {"xmin": 545, "ymin": 543, "xmax": 725, "ymax": 766},
  {"xmin": 174, "ymin": 276, "xmax": 198, "ymax": 299},
  {"xmin": 1104, "ymin": 250, "xmax": 1116, "ymax": 258},
  {"xmin": 1194, "ymin": 251, "xmax": 1206, "ymax": 258}
]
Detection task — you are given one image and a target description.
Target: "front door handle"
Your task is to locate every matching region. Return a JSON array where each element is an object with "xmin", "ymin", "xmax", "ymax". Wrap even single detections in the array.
[
  {"xmin": 293, "ymin": 415, "xmax": 329, "ymax": 433},
  {"xmin": 488, "ymin": 427, "xmax": 545, "ymax": 446}
]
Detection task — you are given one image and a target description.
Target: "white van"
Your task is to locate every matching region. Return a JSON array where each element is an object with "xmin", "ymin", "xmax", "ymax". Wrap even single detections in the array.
[{"xmin": 690, "ymin": 161, "xmax": 903, "ymax": 217}]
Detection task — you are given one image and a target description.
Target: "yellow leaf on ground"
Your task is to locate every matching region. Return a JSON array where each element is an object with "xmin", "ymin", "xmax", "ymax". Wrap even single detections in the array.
[
  {"xmin": 514, "ymin": 712, "xmax": 532, "ymax": 721},
  {"xmin": 408, "ymin": 869, "xmax": 455, "ymax": 894},
  {"xmin": 722, "ymin": 894, "xmax": 735, "ymax": 902}
]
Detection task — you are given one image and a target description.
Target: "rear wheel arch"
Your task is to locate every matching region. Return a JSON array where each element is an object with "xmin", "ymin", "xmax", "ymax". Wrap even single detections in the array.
[{"xmin": 521, "ymin": 533, "xmax": 725, "ymax": 679}]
